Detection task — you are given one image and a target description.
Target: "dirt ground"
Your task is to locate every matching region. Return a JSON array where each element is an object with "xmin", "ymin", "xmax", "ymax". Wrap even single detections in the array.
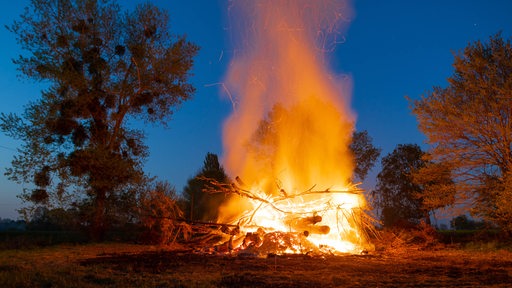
[
  {"xmin": 80, "ymin": 248, "xmax": 512, "ymax": 287},
  {"xmin": 2, "ymin": 243, "xmax": 512, "ymax": 287}
]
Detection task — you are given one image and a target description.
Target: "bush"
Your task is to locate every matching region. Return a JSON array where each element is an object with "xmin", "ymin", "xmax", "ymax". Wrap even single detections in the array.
[
  {"xmin": 374, "ymin": 221, "xmax": 440, "ymax": 253},
  {"xmin": 138, "ymin": 183, "xmax": 191, "ymax": 245},
  {"xmin": 450, "ymin": 215, "xmax": 486, "ymax": 230}
]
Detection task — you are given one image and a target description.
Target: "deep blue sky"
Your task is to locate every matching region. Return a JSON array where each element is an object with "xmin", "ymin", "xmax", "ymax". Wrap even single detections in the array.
[{"xmin": 1, "ymin": 0, "xmax": 511, "ymax": 219}]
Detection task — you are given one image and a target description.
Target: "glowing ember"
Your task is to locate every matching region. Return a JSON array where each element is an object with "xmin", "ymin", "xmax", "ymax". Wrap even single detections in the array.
[{"xmin": 217, "ymin": 0, "xmax": 370, "ymax": 254}]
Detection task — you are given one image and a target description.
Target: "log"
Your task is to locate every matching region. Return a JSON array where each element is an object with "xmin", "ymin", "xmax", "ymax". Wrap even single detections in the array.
[
  {"xmin": 284, "ymin": 215, "xmax": 330, "ymax": 235},
  {"xmin": 305, "ymin": 225, "xmax": 330, "ymax": 235},
  {"xmin": 242, "ymin": 232, "xmax": 262, "ymax": 249}
]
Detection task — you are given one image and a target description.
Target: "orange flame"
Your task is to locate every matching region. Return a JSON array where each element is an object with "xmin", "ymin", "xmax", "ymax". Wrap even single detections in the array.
[{"xmin": 219, "ymin": 0, "xmax": 367, "ymax": 253}]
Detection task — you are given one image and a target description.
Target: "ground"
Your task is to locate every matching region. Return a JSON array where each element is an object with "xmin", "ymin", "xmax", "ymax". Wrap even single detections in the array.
[{"xmin": 1, "ymin": 243, "xmax": 512, "ymax": 287}]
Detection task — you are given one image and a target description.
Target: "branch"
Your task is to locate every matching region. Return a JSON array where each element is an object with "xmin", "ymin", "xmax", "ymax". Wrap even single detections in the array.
[{"xmin": 199, "ymin": 176, "xmax": 365, "ymax": 217}]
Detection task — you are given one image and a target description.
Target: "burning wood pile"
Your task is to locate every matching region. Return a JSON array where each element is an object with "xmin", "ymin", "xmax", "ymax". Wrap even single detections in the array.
[{"xmin": 191, "ymin": 177, "xmax": 376, "ymax": 256}]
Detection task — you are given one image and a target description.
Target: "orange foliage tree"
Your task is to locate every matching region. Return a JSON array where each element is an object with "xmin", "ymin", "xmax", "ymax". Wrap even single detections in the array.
[{"xmin": 410, "ymin": 33, "xmax": 512, "ymax": 231}]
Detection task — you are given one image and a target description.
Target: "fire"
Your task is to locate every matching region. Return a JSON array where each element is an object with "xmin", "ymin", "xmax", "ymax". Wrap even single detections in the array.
[{"xmin": 217, "ymin": 0, "xmax": 370, "ymax": 254}]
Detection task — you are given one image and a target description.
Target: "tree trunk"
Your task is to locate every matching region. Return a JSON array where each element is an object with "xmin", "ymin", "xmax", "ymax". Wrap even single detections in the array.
[
  {"xmin": 91, "ymin": 190, "xmax": 107, "ymax": 241},
  {"xmin": 424, "ymin": 211, "xmax": 431, "ymax": 226}
]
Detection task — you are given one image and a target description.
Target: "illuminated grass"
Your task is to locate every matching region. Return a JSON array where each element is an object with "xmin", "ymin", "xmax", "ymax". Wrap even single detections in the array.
[{"xmin": 0, "ymin": 242, "xmax": 511, "ymax": 287}]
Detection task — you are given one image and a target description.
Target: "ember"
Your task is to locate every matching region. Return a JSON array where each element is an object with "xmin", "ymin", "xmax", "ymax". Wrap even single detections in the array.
[{"xmin": 215, "ymin": 0, "xmax": 372, "ymax": 255}]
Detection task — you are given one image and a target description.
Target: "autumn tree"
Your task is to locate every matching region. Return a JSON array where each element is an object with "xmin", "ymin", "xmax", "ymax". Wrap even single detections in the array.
[
  {"xmin": 182, "ymin": 153, "xmax": 230, "ymax": 222},
  {"xmin": 0, "ymin": 0, "xmax": 198, "ymax": 240},
  {"xmin": 410, "ymin": 33, "xmax": 512, "ymax": 231},
  {"xmin": 411, "ymin": 158, "xmax": 456, "ymax": 218}
]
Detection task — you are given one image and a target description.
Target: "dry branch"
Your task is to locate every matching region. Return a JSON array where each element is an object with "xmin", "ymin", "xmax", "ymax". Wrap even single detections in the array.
[{"xmin": 198, "ymin": 176, "xmax": 378, "ymax": 245}]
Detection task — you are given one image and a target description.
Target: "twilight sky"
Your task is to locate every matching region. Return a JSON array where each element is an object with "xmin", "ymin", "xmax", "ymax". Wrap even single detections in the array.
[{"xmin": 1, "ymin": 0, "xmax": 511, "ymax": 219}]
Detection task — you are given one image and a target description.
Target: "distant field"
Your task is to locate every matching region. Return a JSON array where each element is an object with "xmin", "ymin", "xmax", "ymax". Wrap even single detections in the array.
[{"xmin": 1, "ymin": 242, "xmax": 512, "ymax": 287}]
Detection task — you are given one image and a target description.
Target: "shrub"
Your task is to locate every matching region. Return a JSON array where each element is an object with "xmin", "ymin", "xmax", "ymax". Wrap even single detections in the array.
[{"xmin": 138, "ymin": 183, "xmax": 191, "ymax": 244}]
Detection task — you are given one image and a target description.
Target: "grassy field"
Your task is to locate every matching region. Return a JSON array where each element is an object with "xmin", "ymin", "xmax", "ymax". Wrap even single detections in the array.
[
  {"xmin": 1, "ymin": 240, "xmax": 512, "ymax": 287},
  {"xmin": 0, "ymin": 243, "xmax": 169, "ymax": 287}
]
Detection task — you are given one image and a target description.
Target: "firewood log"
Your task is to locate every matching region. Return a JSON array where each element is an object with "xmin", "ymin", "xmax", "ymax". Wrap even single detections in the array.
[{"xmin": 284, "ymin": 215, "xmax": 330, "ymax": 235}]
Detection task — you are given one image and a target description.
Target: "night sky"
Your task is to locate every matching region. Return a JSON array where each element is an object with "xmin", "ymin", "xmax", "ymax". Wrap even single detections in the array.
[{"xmin": 1, "ymin": 0, "xmax": 511, "ymax": 219}]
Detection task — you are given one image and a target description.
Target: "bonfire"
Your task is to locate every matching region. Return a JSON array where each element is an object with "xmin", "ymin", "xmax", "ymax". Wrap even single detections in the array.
[{"xmin": 194, "ymin": 176, "xmax": 375, "ymax": 256}]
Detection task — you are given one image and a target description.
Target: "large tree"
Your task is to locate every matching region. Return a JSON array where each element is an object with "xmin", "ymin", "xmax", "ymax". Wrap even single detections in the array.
[
  {"xmin": 0, "ymin": 0, "xmax": 198, "ymax": 239},
  {"xmin": 410, "ymin": 33, "xmax": 512, "ymax": 230}
]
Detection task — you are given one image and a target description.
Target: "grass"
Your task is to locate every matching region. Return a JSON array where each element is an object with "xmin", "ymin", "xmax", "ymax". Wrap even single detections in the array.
[
  {"xmin": 436, "ymin": 229, "xmax": 512, "ymax": 251},
  {"xmin": 1, "ymin": 242, "xmax": 511, "ymax": 287},
  {"xmin": 461, "ymin": 240, "xmax": 512, "ymax": 252},
  {"xmin": 0, "ymin": 230, "xmax": 511, "ymax": 287},
  {"xmin": 0, "ymin": 243, "xmax": 182, "ymax": 288}
]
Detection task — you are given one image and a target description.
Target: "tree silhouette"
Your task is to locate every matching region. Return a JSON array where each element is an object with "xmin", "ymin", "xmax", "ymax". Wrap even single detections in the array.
[
  {"xmin": 349, "ymin": 130, "xmax": 381, "ymax": 182},
  {"xmin": 0, "ymin": 0, "xmax": 198, "ymax": 240},
  {"xmin": 373, "ymin": 144, "xmax": 426, "ymax": 227},
  {"xmin": 182, "ymin": 153, "xmax": 230, "ymax": 222}
]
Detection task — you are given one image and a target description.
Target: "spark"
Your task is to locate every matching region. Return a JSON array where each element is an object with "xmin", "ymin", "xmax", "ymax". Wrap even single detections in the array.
[
  {"xmin": 204, "ymin": 82, "xmax": 237, "ymax": 111},
  {"xmin": 218, "ymin": 50, "xmax": 224, "ymax": 62}
]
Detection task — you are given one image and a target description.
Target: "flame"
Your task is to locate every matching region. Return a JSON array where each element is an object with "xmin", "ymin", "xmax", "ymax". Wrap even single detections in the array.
[{"xmin": 219, "ymin": 0, "xmax": 367, "ymax": 253}]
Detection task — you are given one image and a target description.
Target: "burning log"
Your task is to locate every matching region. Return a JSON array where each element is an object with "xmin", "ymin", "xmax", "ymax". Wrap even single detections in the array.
[
  {"xmin": 284, "ymin": 215, "xmax": 330, "ymax": 235},
  {"xmin": 305, "ymin": 225, "xmax": 330, "ymax": 235},
  {"xmin": 241, "ymin": 227, "xmax": 265, "ymax": 249},
  {"xmin": 297, "ymin": 215, "xmax": 322, "ymax": 224}
]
